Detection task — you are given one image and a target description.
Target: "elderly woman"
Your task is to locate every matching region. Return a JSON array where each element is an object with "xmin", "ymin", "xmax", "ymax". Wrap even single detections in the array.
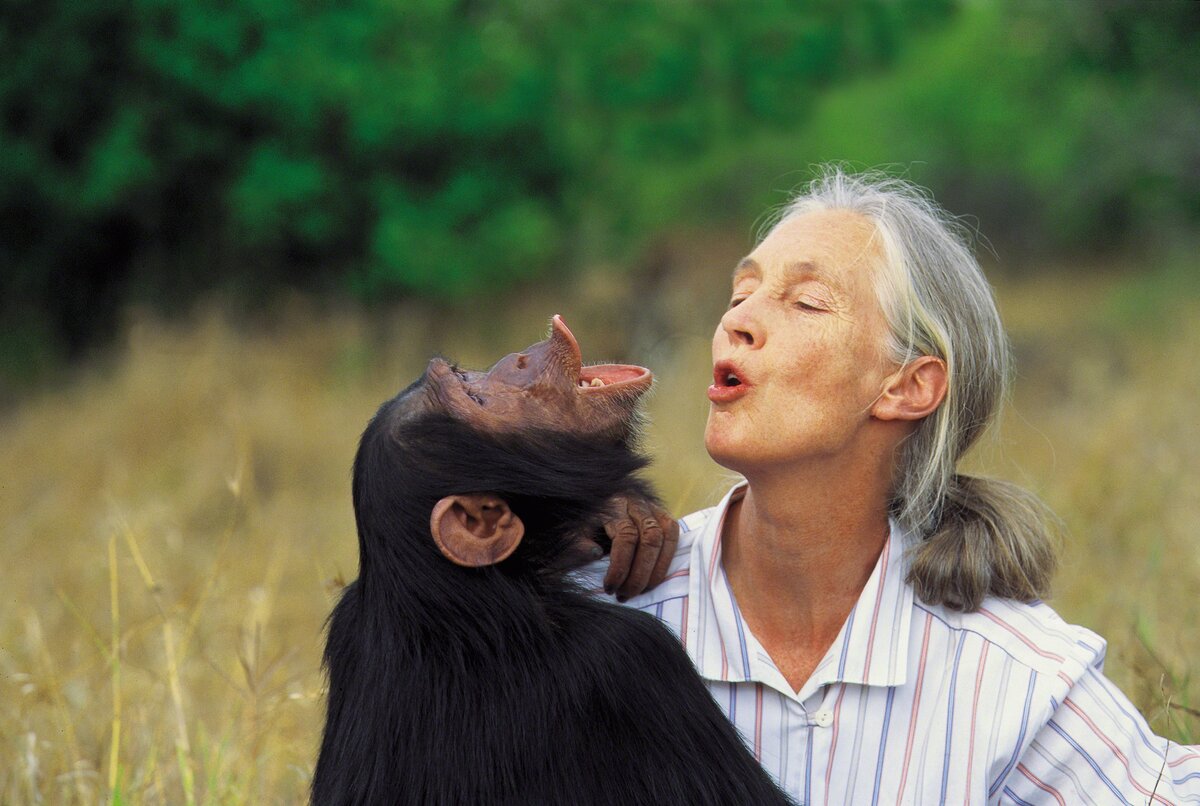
[{"xmin": 588, "ymin": 169, "xmax": 1199, "ymax": 803}]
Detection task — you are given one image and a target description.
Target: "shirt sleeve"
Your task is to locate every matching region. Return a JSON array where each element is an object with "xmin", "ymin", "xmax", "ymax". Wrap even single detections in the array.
[{"xmin": 998, "ymin": 663, "xmax": 1200, "ymax": 804}]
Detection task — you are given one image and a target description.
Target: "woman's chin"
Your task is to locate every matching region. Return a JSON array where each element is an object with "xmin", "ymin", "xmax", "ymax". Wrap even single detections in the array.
[
  {"xmin": 704, "ymin": 429, "xmax": 750, "ymax": 474},
  {"xmin": 706, "ymin": 425, "xmax": 798, "ymax": 478}
]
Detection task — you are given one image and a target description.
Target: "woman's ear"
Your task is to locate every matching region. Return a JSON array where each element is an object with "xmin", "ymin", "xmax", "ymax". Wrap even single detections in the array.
[
  {"xmin": 430, "ymin": 494, "xmax": 524, "ymax": 567},
  {"xmin": 871, "ymin": 355, "xmax": 948, "ymax": 422}
]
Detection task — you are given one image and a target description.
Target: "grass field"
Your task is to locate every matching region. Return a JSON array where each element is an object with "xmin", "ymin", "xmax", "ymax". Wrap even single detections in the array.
[{"xmin": 2, "ymin": 251, "xmax": 1197, "ymax": 803}]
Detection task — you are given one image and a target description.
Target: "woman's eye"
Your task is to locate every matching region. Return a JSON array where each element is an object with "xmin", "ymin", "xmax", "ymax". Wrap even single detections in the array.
[
  {"xmin": 795, "ymin": 299, "xmax": 826, "ymax": 312},
  {"xmin": 728, "ymin": 297, "xmax": 746, "ymax": 310}
]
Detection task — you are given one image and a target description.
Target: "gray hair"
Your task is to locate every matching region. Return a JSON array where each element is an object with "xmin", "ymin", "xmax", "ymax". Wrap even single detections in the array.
[{"xmin": 772, "ymin": 167, "xmax": 1057, "ymax": 611}]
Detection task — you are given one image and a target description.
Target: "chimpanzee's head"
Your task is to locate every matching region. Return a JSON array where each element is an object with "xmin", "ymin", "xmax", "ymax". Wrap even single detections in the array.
[{"xmin": 352, "ymin": 316, "xmax": 653, "ymax": 581}]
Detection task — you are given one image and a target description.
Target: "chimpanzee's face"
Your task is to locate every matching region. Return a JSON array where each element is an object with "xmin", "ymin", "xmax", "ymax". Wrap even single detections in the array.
[{"xmin": 412, "ymin": 315, "xmax": 652, "ymax": 441}]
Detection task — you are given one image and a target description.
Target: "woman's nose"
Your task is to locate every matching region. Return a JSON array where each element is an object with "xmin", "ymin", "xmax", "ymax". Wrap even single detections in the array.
[{"xmin": 719, "ymin": 299, "xmax": 761, "ymax": 347}]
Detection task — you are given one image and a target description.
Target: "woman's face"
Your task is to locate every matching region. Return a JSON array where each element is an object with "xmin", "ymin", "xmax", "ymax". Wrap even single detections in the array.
[{"xmin": 704, "ymin": 209, "xmax": 896, "ymax": 476}]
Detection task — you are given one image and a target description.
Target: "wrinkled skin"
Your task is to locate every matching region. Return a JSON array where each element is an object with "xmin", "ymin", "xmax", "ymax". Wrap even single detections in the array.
[{"xmin": 413, "ymin": 315, "xmax": 678, "ymax": 596}]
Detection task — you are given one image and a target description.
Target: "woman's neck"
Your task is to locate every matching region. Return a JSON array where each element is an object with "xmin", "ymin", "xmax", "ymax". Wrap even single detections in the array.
[{"xmin": 721, "ymin": 462, "xmax": 892, "ymax": 691}]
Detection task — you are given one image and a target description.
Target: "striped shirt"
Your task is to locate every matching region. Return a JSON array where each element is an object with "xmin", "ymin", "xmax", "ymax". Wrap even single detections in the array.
[{"xmin": 578, "ymin": 482, "xmax": 1200, "ymax": 804}]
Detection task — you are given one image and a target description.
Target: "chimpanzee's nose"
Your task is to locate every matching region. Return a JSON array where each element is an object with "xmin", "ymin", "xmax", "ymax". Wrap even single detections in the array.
[{"xmin": 486, "ymin": 350, "xmax": 539, "ymax": 386}]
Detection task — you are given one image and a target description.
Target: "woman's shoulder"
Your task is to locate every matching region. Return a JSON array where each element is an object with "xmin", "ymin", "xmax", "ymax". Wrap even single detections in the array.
[{"xmin": 915, "ymin": 594, "xmax": 1107, "ymax": 682}]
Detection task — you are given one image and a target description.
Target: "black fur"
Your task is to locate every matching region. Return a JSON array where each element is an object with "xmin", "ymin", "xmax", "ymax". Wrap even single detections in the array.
[{"xmin": 313, "ymin": 379, "xmax": 794, "ymax": 805}]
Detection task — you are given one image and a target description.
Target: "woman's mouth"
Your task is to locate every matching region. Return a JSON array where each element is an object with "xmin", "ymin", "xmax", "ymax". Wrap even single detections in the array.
[{"xmin": 708, "ymin": 361, "xmax": 750, "ymax": 403}]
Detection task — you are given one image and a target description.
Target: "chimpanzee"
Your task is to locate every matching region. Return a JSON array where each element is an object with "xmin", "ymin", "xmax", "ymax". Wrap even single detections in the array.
[{"xmin": 313, "ymin": 316, "xmax": 794, "ymax": 805}]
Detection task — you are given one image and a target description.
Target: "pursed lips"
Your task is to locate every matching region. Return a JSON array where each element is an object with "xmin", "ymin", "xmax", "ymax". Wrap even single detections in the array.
[{"xmin": 708, "ymin": 359, "xmax": 751, "ymax": 404}]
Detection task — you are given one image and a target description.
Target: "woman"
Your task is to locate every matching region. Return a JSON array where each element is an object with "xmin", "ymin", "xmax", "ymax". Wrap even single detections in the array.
[{"xmin": 589, "ymin": 168, "xmax": 1199, "ymax": 803}]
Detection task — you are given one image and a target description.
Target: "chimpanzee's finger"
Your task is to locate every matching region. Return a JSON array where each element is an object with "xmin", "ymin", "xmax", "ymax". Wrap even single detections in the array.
[
  {"xmin": 568, "ymin": 534, "xmax": 606, "ymax": 568},
  {"xmin": 615, "ymin": 496, "xmax": 665, "ymax": 599},
  {"xmin": 645, "ymin": 507, "xmax": 679, "ymax": 589},
  {"xmin": 602, "ymin": 500, "xmax": 639, "ymax": 594}
]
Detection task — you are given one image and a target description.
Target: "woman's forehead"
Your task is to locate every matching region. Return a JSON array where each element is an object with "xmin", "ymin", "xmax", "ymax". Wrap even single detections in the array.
[{"xmin": 739, "ymin": 210, "xmax": 882, "ymax": 288}]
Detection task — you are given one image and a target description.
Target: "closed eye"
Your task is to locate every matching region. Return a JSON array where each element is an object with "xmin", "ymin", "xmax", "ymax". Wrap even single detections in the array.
[{"xmin": 451, "ymin": 365, "xmax": 486, "ymax": 405}]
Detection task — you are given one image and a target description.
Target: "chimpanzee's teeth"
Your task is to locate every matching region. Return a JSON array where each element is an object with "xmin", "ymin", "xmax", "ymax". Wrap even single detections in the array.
[{"xmin": 590, "ymin": 377, "xmax": 604, "ymax": 387}]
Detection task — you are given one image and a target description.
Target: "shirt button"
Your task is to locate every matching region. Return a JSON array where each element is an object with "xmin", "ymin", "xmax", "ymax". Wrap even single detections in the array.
[{"xmin": 814, "ymin": 709, "xmax": 834, "ymax": 728}]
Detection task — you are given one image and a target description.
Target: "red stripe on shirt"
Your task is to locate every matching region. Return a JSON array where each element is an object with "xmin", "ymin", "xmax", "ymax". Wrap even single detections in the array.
[
  {"xmin": 754, "ymin": 683, "xmax": 764, "ymax": 762},
  {"xmin": 823, "ymin": 683, "xmax": 849, "ymax": 805},
  {"xmin": 1170, "ymin": 752, "xmax": 1200, "ymax": 767},
  {"xmin": 965, "ymin": 642, "xmax": 991, "ymax": 795},
  {"xmin": 978, "ymin": 607, "xmax": 1066, "ymax": 663},
  {"xmin": 897, "ymin": 611, "xmax": 934, "ymax": 799},
  {"xmin": 861, "ymin": 536, "xmax": 891, "ymax": 678},
  {"xmin": 1063, "ymin": 697, "xmax": 1172, "ymax": 805},
  {"xmin": 1017, "ymin": 762, "xmax": 1067, "ymax": 805}
]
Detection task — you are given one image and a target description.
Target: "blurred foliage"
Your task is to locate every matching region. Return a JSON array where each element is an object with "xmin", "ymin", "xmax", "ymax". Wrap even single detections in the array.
[
  {"xmin": 0, "ymin": 0, "xmax": 950, "ymax": 373},
  {"xmin": 1, "ymin": 0, "xmax": 1198, "ymax": 380},
  {"xmin": 794, "ymin": 0, "xmax": 1200, "ymax": 253}
]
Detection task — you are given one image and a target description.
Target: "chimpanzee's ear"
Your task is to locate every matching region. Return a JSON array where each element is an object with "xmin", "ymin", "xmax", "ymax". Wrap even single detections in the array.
[{"xmin": 430, "ymin": 494, "xmax": 524, "ymax": 567}]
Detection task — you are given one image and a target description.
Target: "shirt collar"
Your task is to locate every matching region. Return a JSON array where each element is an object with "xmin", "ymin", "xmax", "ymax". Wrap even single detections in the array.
[{"xmin": 684, "ymin": 482, "xmax": 914, "ymax": 700}]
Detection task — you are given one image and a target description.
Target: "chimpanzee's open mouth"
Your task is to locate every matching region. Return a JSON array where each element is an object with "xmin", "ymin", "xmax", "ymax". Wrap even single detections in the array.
[
  {"xmin": 577, "ymin": 365, "xmax": 651, "ymax": 390},
  {"xmin": 551, "ymin": 315, "xmax": 653, "ymax": 395}
]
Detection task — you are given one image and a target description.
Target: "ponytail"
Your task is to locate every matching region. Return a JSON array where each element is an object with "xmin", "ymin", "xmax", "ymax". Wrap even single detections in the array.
[{"xmin": 905, "ymin": 475, "xmax": 1060, "ymax": 612}]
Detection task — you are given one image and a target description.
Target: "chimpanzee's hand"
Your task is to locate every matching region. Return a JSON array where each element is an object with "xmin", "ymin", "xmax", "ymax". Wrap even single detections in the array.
[{"xmin": 597, "ymin": 493, "xmax": 679, "ymax": 600}]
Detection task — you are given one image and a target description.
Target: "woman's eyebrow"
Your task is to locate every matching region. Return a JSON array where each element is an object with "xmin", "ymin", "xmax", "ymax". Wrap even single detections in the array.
[
  {"xmin": 780, "ymin": 260, "xmax": 823, "ymax": 285},
  {"xmin": 731, "ymin": 258, "xmax": 762, "ymax": 284},
  {"xmin": 732, "ymin": 258, "xmax": 840, "ymax": 296}
]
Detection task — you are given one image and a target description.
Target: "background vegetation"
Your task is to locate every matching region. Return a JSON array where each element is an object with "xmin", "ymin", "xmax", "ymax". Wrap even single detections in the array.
[
  {"xmin": 3, "ymin": 0, "xmax": 1197, "ymax": 383},
  {"xmin": 1, "ymin": 0, "xmax": 1198, "ymax": 802}
]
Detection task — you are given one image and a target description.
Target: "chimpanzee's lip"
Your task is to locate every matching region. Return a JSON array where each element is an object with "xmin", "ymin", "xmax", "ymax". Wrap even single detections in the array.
[
  {"xmin": 579, "ymin": 363, "xmax": 653, "ymax": 391},
  {"xmin": 551, "ymin": 315, "xmax": 653, "ymax": 396}
]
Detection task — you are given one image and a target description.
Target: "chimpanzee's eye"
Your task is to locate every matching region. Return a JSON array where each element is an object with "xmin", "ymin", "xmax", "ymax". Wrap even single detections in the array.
[{"xmin": 450, "ymin": 366, "xmax": 484, "ymax": 405}]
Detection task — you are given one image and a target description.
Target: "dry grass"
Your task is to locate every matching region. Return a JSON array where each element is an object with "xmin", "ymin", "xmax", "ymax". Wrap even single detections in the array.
[
  {"xmin": 1, "ymin": 261, "xmax": 1197, "ymax": 803},
  {"xmin": 985, "ymin": 268, "xmax": 1200, "ymax": 746}
]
